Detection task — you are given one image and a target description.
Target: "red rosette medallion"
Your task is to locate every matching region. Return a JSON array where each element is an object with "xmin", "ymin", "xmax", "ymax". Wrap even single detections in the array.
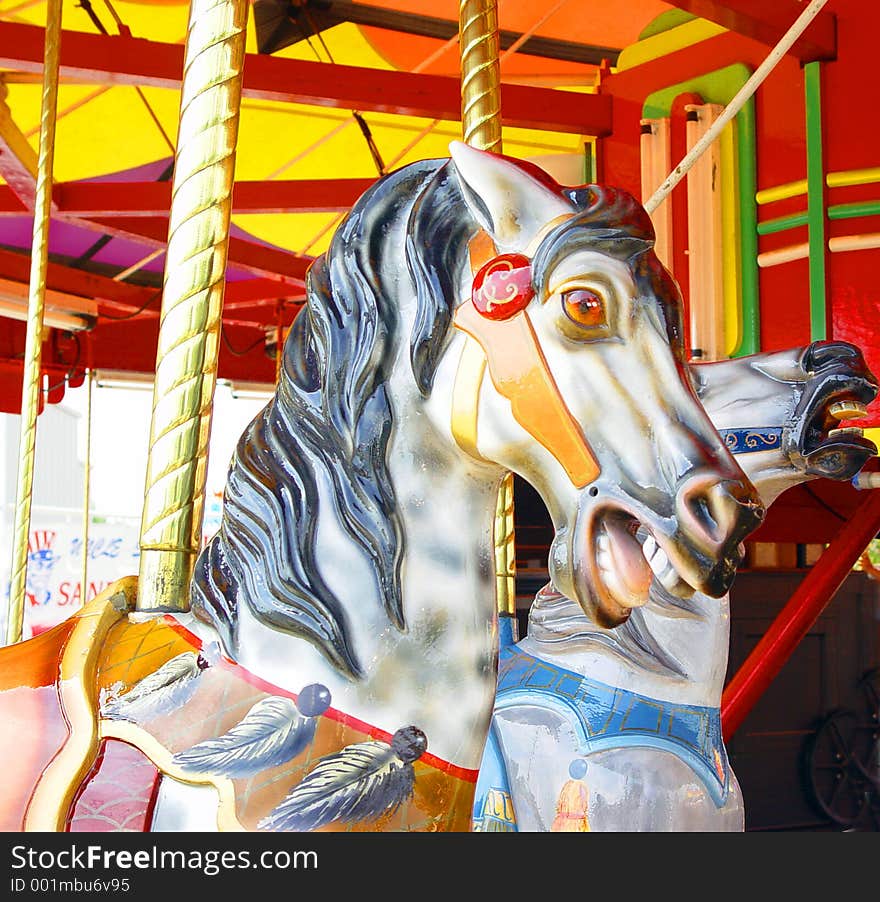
[{"xmin": 471, "ymin": 253, "xmax": 534, "ymax": 321}]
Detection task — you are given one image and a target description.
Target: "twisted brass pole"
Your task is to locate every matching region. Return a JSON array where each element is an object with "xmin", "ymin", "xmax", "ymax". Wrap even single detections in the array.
[
  {"xmin": 137, "ymin": 0, "xmax": 248, "ymax": 612},
  {"xmin": 458, "ymin": 1, "xmax": 516, "ymax": 623},
  {"xmin": 5, "ymin": 0, "xmax": 62, "ymax": 645},
  {"xmin": 459, "ymin": 0, "xmax": 502, "ymax": 154},
  {"xmin": 493, "ymin": 475, "xmax": 517, "ymax": 620}
]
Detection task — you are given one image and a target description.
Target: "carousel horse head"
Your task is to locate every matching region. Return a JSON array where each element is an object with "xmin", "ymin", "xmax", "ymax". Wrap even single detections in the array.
[
  {"xmin": 440, "ymin": 143, "xmax": 765, "ymax": 623},
  {"xmin": 191, "ymin": 142, "xmax": 765, "ymax": 680},
  {"xmin": 692, "ymin": 340, "xmax": 878, "ymax": 507}
]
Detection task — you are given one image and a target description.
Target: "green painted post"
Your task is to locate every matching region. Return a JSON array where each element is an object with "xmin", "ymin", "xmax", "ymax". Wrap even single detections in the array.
[
  {"xmin": 805, "ymin": 61, "xmax": 828, "ymax": 341},
  {"xmin": 735, "ymin": 95, "xmax": 759, "ymax": 357}
]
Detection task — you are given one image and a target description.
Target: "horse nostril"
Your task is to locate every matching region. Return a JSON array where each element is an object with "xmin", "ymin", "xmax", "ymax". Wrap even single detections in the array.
[
  {"xmin": 709, "ymin": 481, "xmax": 764, "ymax": 540},
  {"xmin": 678, "ymin": 476, "xmax": 765, "ymax": 550}
]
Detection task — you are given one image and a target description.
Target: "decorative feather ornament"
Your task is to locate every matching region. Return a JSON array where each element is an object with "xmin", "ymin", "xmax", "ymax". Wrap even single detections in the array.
[
  {"xmin": 100, "ymin": 643, "xmax": 221, "ymax": 723},
  {"xmin": 171, "ymin": 684, "xmax": 332, "ymax": 778},
  {"xmin": 258, "ymin": 725, "xmax": 428, "ymax": 832}
]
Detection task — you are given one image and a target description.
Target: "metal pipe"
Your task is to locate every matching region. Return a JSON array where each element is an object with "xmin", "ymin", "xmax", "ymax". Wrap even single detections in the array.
[
  {"xmin": 757, "ymin": 211, "xmax": 809, "ymax": 236},
  {"xmin": 458, "ymin": 1, "xmax": 516, "ymax": 637},
  {"xmin": 136, "ymin": 0, "xmax": 248, "ymax": 613},
  {"xmin": 757, "ymin": 200, "xmax": 880, "ymax": 236},
  {"xmin": 459, "ymin": 0, "xmax": 502, "ymax": 153},
  {"xmin": 805, "ymin": 61, "xmax": 827, "ymax": 341},
  {"xmin": 494, "ymin": 473, "xmax": 516, "ymax": 620},
  {"xmin": 828, "ymin": 233, "xmax": 880, "ymax": 254},
  {"xmin": 734, "ymin": 94, "xmax": 760, "ymax": 357},
  {"xmin": 721, "ymin": 489, "xmax": 880, "ymax": 742},
  {"xmin": 113, "ymin": 247, "xmax": 164, "ymax": 282},
  {"xmin": 757, "ymin": 242, "xmax": 810, "ymax": 268},
  {"xmin": 828, "ymin": 200, "xmax": 880, "ymax": 221},
  {"xmin": 5, "ymin": 0, "xmax": 62, "ymax": 645},
  {"xmin": 645, "ymin": 0, "xmax": 831, "ymax": 216},
  {"xmin": 641, "ymin": 72, "xmax": 759, "ymax": 358},
  {"xmin": 80, "ymin": 368, "xmax": 93, "ymax": 605}
]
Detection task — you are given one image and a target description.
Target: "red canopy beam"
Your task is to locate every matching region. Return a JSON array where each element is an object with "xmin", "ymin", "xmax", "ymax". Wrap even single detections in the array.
[
  {"xmin": 0, "ymin": 21, "xmax": 612, "ymax": 135},
  {"xmin": 64, "ymin": 215, "xmax": 310, "ymax": 285},
  {"xmin": 721, "ymin": 489, "xmax": 880, "ymax": 741},
  {"xmin": 0, "ymin": 86, "xmax": 39, "ymax": 211},
  {"xmin": 0, "ymin": 188, "xmax": 311, "ymax": 284},
  {"xmin": 661, "ymin": 0, "xmax": 836, "ymax": 62},
  {"xmin": 0, "ymin": 248, "xmax": 302, "ymax": 319},
  {"xmin": 223, "ymin": 278, "xmax": 304, "ymax": 306},
  {"xmin": 0, "ymin": 177, "xmax": 377, "ymax": 217},
  {"xmin": 0, "ymin": 247, "xmax": 157, "ymax": 315}
]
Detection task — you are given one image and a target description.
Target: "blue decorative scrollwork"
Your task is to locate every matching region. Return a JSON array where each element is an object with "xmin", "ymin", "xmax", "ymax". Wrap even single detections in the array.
[{"xmin": 718, "ymin": 427, "xmax": 783, "ymax": 455}]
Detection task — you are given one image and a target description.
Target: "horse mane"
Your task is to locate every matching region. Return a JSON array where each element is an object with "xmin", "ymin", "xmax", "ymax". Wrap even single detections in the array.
[{"xmin": 190, "ymin": 158, "xmax": 475, "ymax": 680}]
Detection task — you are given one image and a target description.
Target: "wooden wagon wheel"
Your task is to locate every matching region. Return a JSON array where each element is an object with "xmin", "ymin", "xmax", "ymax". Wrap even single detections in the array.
[
  {"xmin": 856, "ymin": 668, "xmax": 880, "ymax": 784},
  {"xmin": 805, "ymin": 708, "xmax": 880, "ymax": 829}
]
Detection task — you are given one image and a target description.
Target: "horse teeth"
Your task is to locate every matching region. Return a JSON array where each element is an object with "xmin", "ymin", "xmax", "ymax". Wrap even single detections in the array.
[
  {"xmin": 597, "ymin": 549, "xmax": 613, "ymax": 573},
  {"xmin": 641, "ymin": 535, "xmax": 657, "ymax": 562},
  {"xmin": 829, "ymin": 400, "xmax": 868, "ymax": 420},
  {"xmin": 597, "ymin": 534, "xmax": 611, "ymax": 553},
  {"xmin": 659, "ymin": 564, "xmax": 691, "ymax": 597},
  {"xmin": 828, "ymin": 426, "xmax": 864, "ymax": 437},
  {"xmin": 647, "ymin": 547, "xmax": 668, "ymax": 577}
]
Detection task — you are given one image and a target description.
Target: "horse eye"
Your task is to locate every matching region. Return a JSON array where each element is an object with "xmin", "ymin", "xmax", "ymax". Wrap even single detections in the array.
[{"xmin": 561, "ymin": 288, "xmax": 606, "ymax": 330}]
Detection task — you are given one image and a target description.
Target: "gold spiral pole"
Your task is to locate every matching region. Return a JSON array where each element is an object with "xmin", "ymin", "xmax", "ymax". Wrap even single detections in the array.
[
  {"xmin": 458, "ymin": 2, "xmax": 516, "ymax": 625},
  {"xmin": 136, "ymin": 0, "xmax": 248, "ymax": 612},
  {"xmin": 493, "ymin": 474, "xmax": 516, "ymax": 620},
  {"xmin": 5, "ymin": 0, "xmax": 62, "ymax": 645},
  {"xmin": 459, "ymin": 0, "xmax": 502, "ymax": 154}
]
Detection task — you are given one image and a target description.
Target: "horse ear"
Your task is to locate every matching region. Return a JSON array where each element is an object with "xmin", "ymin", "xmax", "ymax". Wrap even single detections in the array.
[{"xmin": 449, "ymin": 141, "xmax": 572, "ymax": 252}]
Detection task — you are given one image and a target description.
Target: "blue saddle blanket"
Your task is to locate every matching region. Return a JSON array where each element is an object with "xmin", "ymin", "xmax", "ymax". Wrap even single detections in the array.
[{"xmin": 473, "ymin": 646, "xmax": 730, "ymax": 829}]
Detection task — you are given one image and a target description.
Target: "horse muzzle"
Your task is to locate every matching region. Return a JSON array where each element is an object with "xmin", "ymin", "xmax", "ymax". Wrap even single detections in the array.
[
  {"xmin": 786, "ymin": 340, "xmax": 878, "ymax": 479},
  {"xmin": 555, "ymin": 469, "xmax": 765, "ymax": 629}
]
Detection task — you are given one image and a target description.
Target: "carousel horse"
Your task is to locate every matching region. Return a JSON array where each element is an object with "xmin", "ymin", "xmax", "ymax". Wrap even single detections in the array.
[
  {"xmin": 474, "ymin": 341, "xmax": 877, "ymax": 831},
  {"xmin": 0, "ymin": 143, "xmax": 766, "ymax": 832}
]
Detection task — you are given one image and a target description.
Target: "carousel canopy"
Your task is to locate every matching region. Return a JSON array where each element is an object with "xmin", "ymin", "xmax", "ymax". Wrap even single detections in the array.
[{"xmin": 0, "ymin": 0, "xmax": 846, "ymax": 405}]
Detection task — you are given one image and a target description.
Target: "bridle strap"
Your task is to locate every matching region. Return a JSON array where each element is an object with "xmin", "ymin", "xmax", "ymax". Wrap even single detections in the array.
[
  {"xmin": 451, "ymin": 229, "xmax": 600, "ymax": 488},
  {"xmin": 450, "ymin": 230, "xmax": 496, "ymax": 461}
]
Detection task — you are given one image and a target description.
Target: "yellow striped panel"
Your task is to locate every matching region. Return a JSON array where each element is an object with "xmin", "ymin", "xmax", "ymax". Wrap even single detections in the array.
[
  {"xmin": 756, "ymin": 168, "xmax": 880, "ymax": 206},
  {"xmin": 721, "ymin": 117, "xmax": 741, "ymax": 357},
  {"xmin": 826, "ymin": 167, "xmax": 880, "ymax": 189},
  {"xmin": 756, "ymin": 179, "xmax": 808, "ymax": 205},
  {"xmin": 615, "ymin": 19, "xmax": 726, "ymax": 72}
]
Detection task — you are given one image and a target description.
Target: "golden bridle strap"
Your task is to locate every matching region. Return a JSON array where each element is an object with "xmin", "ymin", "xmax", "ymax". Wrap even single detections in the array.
[{"xmin": 450, "ymin": 227, "xmax": 600, "ymax": 489}]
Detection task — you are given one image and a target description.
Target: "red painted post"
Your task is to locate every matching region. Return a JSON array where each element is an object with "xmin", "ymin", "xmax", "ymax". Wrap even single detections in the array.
[{"xmin": 721, "ymin": 488, "xmax": 880, "ymax": 742}]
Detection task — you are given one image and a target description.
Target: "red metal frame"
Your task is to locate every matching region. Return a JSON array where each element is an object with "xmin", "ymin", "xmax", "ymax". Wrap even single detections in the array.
[
  {"xmin": 661, "ymin": 0, "xmax": 836, "ymax": 62},
  {"xmin": 0, "ymin": 178, "xmax": 378, "ymax": 217},
  {"xmin": 721, "ymin": 488, "xmax": 880, "ymax": 741},
  {"xmin": 0, "ymin": 248, "xmax": 158, "ymax": 316},
  {"xmin": 68, "ymin": 216, "xmax": 310, "ymax": 285},
  {"xmin": 0, "ymin": 22, "xmax": 612, "ymax": 137}
]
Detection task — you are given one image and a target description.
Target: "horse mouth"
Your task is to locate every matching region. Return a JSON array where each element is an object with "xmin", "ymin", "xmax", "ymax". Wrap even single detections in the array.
[
  {"xmin": 591, "ymin": 512, "xmax": 696, "ymax": 626},
  {"xmin": 797, "ymin": 399, "xmax": 877, "ymax": 478},
  {"xmin": 791, "ymin": 342, "xmax": 878, "ymax": 479}
]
